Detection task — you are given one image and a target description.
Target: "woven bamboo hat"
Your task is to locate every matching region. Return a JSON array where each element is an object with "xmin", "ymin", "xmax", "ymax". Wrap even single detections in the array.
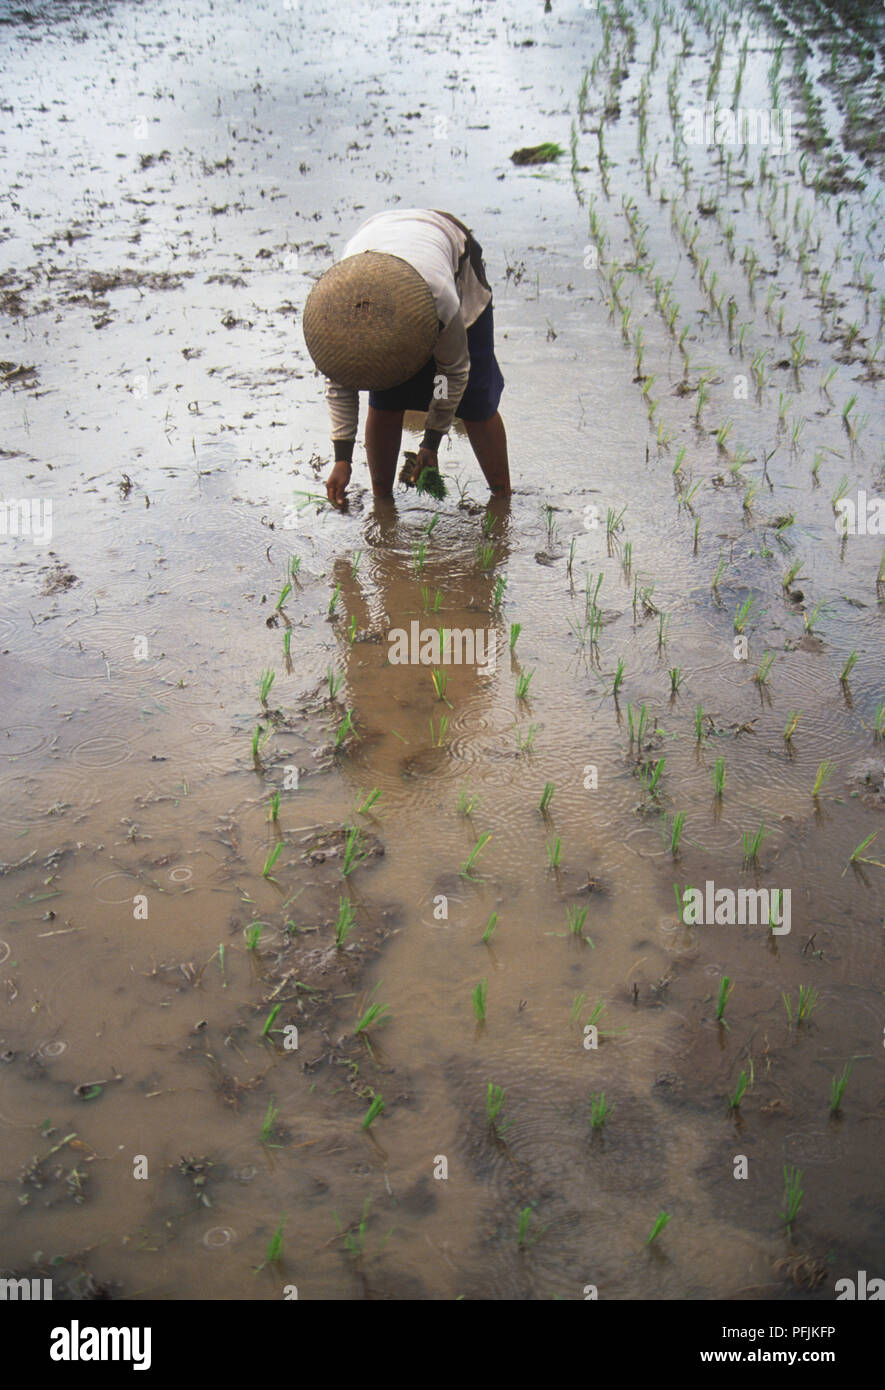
[{"xmin": 303, "ymin": 251, "xmax": 439, "ymax": 390}]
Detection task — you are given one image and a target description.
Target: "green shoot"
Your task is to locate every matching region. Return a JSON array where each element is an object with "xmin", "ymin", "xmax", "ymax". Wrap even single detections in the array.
[
  {"xmin": 715, "ymin": 975, "xmax": 733, "ymax": 1022},
  {"xmin": 461, "ymin": 832, "xmax": 492, "ymax": 880},
  {"xmin": 335, "ymin": 896, "xmax": 356, "ymax": 948},
  {"xmin": 362, "ymin": 1095, "xmax": 384, "ymax": 1130},
  {"xmin": 781, "ymin": 1165, "xmax": 804, "ymax": 1231},
  {"xmin": 830, "ymin": 1061, "xmax": 853, "ymax": 1115},
  {"xmin": 646, "ymin": 1211, "xmax": 671, "ymax": 1245},
  {"xmin": 472, "ymin": 978, "xmax": 488, "ymax": 1023},
  {"xmin": 589, "ymin": 1093, "xmax": 613, "ymax": 1129}
]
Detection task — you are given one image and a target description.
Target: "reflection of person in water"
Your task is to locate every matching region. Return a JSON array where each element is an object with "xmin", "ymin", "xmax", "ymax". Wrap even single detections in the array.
[
  {"xmin": 302, "ymin": 209, "xmax": 511, "ymax": 505},
  {"xmin": 328, "ymin": 505, "xmax": 514, "ymax": 754}
]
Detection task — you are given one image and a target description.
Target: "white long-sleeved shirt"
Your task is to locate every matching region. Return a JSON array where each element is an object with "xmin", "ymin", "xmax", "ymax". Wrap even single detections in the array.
[{"xmin": 323, "ymin": 209, "xmax": 492, "ymax": 443}]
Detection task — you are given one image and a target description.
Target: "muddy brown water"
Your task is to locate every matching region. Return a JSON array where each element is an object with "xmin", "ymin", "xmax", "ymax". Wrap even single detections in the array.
[{"xmin": 0, "ymin": 0, "xmax": 883, "ymax": 1300}]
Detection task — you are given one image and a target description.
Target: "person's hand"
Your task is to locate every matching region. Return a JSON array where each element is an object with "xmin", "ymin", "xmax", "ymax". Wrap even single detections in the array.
[
  {"xmin": 415, "ymin": 445, "xmax": 438, "ymax": 481},
  {"xmin": 325, "ymin": 459, "xmax": 351, "ymax": 508}
]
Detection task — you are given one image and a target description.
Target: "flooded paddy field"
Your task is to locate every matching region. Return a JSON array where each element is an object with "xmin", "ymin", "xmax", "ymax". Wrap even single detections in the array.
[{"xmin": 0, "ymin": 0, "xmax": 883, "ymax": 1302}]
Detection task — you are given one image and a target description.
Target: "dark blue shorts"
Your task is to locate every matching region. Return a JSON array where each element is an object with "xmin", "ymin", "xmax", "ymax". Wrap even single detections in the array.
[{"xmin": 368, "ymin": 299, "xmax": 505, "ymax": 422}]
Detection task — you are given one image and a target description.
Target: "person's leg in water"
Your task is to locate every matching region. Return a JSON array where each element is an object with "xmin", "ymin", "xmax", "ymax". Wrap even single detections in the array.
[
  {"xmin": 365, "ymin": 406, "xmax": 404, "ymax": 498},
  {"xmin": 463, "ymin": 411, "xmax": 511, "ymax": 497}
]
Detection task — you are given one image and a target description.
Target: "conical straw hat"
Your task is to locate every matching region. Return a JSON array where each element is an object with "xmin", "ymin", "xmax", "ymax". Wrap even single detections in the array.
[{"xmin": 303, "ymin": 251, "xmax": 439, "ymax": 390}]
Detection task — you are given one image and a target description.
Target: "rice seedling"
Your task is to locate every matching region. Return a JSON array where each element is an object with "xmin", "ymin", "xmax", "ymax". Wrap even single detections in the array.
[
  {"xmin": 275, "ymin": 582, "xmax": 292, "ymax": 612},
  {"xmin": 328, "ymin": 583, "xmax": 341, "ymax": 616},
  {"xmin": 259, "ymin": 669, "xmax": 275, "ymax": 705},
  {"xmin": 589, "ymin": 1093, "xmax": 613, "ymax": 1129},
  {"xmin": 431, "ymin": 667, "xmax": 450, "ymax": 704},
  {"xmin": 840, "ymin": 651, "xmax": 858, "ymax": 685},
  {"xmin": 486, "ymin": 1082, "xmax": 508, "ymax": 1134},
  {"xmin": 657, "ymin": 612, "xmax": 669, "ymax": 647},
  {"xmin": 711, "ymin": 757, "xmax": 725, "ymax": 798},
  {"xmin": 743, "ymin": 480, "xmax": 761, "ymax": 512},
  {"xmin": 734, "ymin": 596, "xmax": 757, "ymax": 633},
  {"xmin": 289, "ymin": 555, "xmax": 301, "ymax": 579},
  {"xmin": 335, "ymin": 709, "xmax": 356, "ymax": 747},
  {"xmin": 334, "ymin": 896, "xmax": 356, "ymax": 948},
  {"xmin": 830, "ymin": 1060, "xmax": 853, "ymax": 1115},
  {"xmin": 711, "ymin": 557, "xmax": 727, "ymax": 591},
  {"xmin": 873, "ymin": 703, "xmax": 885, "ymax": 741},
  {"xmin": 715, "ymin": 420, "xmax": 733, "ymax": 450},
  {"xmin": 606, "ymin": 505, "xmax": 626, "ymax": 537},
  {"xmin": 783, "ymin": 559, "xmax": 803, "ymax": 589},
  {"xmin": 477, "ymin": 541, "xmax": 496, "ymax": 569},
  {"xmin": 334, "ymin": 1198, "xmax": 377, "ymax": 1262},
  {"xmin": 669, "ymin": 811, "xmax": 686, "ymax": 857},
  {"xmin": 783, "ymin": 985, "xmax": 819, "ymax": 1028},
  {"xmin": 611, "ymin": 657, "xmax": 625, "ymax": 697},
  {"xmin": 260, "ymin": 1100, "xmax": 280, "ymax": 1145},
  {"xmin": 729, "ymin": 1066, "xmax": 751, "ymax": 1109},
  {"xmin": 429, "ymin": 715, "xmax": 450, "ymax": 747},
  {"xmin": 547, "ymin": 836, "xmax": 562, "ymax": 869},
  {"xmin": 516, "ymin": 724, "xmax": 538, "ymax": 753},
  {"xmin": 715, "ymin": 975, "xmax": 733, "ymax": 1022},
  {"xmin": 646, "ymin": 1211, "xmax": 671, "ymax": 1245},
  {"xmin": 639, "ymin": 757, "xmax": 665, "ymax": 798},
  {"xmin": 783, "ymin": 709, "xmax": 801, "ymax": 743},
  {"xmin": 327, "ymin": 666, "xmax": 343, "ymax": 700},
  {"xmin": 842, "ymin": 831, "xmax": 881, "ymax": 875},
  {"xmin": 262, "ymin": 842, "xmax": 283, "ymax": 880},
  {"xmin": 516, "ymin": 669, "xmax": 534, "ymax": 700},
  {"xmin": 245, "ymin": 921, "xmax": 265, "ymax": 951},
  {"xmin": 357, "ymin": 787, "xmax": 381, "ymax": 815},
  {"xmin": 509, "ymin": 622, "xmax": 521, "ymax": 652},
  {"xmin": 753, "ymin": 651, "xmax": 775, "ymax": 685},
  {"xmin": 668, "ymin": 666, "xmax": 683, "ymax": 693},
  {"xmin": 347, "ymin": 614, "xmax": 357, "ymax": 645},
  {"xmin": 627, "ymin": 701, "xmax": 649, "ymax": 749},
  {"xmin": 539, "ymin": 782, "xmax": 555, "ymax": 814},
  {"xmin": 354, "ymin": 997, "xmax": 390, "ymax": 1036},
  {"xmin": 457, "ymin": 780, "xmax": 478, "ymax": 815},
  {"xmin": 341, "ymin": 825, "xmax": 368, "ymax": 877},
  {"xmin": 695, "ymin": 703, "xmax": 705, "ymax": 741},
  {"xmin": 781, "ymin": 1165, "xmax": 804, "ymax": 1231},
  {"xmin": 261, "ymin": 1003, "xmax": 281, "ymax": 1038},
  {"xmin": 812, "ymin": 760, "xmax": 834, "ymax": 796},
  {"xmin": 567, "ymin": 536, "xmax": 576, "ymax": 576},
  {"xmin": 742, "ymin": 821, "xmax": 766, "ymax": 865},
  {"xmin": 421, "ymin": 585, "xmax": 442, "ymax": 614},
  {"xmin": 566, "ymin": 904, "xmax": 588, "ymax": 938},
  {"xmin": 831, "ymin": 474, "xmax": 850, "ymax": 511},
  {"xmin": 260, "ymin": 1214, "xmax": 286, "ymax": 1268},
  {"xmin": 517, "ymin": 1205, "xmax": 539, "ymax": 1249},
  {"xmin": 472, "ymin": 978, "xmax": 488, "ymax": 1023},
  {"xmin": 461, "ymin": 831, "xmax": 492, "ymax": 880},
  {"xmin": 269, "ymin": 789, "xmax": 281, "ymax": 821},
  {"xmin": 481, "ymin": 912, "xmax": 498, "ymax": 944},
  {"xmin": 493, "ymin": 576, "xmax": 507, "ymax": 608},
  {"xmin": 361, "ymin": 1095, "xmax": 384, "ymax": 1130},
  {"xmin": 803, "ymin": 599, "xmax": 826, "ymax": 634},
  {"xmin": 282, "ymin": 629, "xmax": 291, "ymax": 658}
]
